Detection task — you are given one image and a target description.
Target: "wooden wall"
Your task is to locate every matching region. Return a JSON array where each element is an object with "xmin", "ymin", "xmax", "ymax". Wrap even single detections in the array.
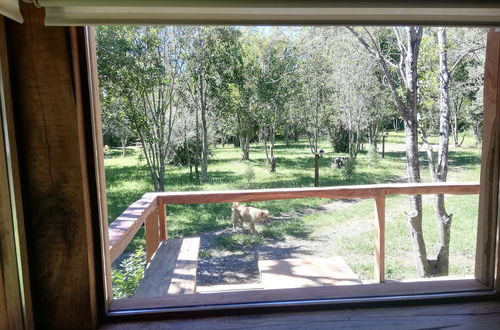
[{"xmin": 4, "ymin": 4, "xmax": 100, "ymax": 329}]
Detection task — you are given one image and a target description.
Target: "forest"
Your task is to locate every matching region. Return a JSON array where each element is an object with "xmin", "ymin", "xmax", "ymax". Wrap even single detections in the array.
[{"xmin": 97, "ymin": 26, "xmax": 485, "ymax": 188}]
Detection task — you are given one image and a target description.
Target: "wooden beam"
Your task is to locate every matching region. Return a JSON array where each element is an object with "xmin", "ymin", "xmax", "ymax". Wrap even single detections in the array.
[
  {"xmin": 108, "ymin": 194, "xmax": 156, "ymax": 262},
  {"xmin": 5, "ymin": 3, "xmax": 98, "ymax": 328},
  {"xmin": 102, "ymin": 301, "xmax": 500, "ymax": 330},
  {"xmin": 145, "ymin": 208, "xmax": 160, "ymax": 263},
  {"xmin": 112, "ymin": 278, "xmax": 489, "ymax": 311},
  {"xmin": 159, "ymin": 202, "xmax": 167, "ymax": 241},
  {"xmin": 155, "ymin": 182, "xmax": 479, "ymax": 205},
  {"xmin": 0, "ymin": 16, "xmax": 33, "ymax": 330},
  {"xmin": 476, "ymin": 28, "xmax": 500, "ymax": 287},
  {"xmin": 85, "ymin": 26, "xmax": 113, "ymax": 310},
  {"xmin": 374, "ymin": 190, "xmax": 386, "ymax": 283},
  {"xmin": 0, "ymin": 48, "xmax": 23, "ymax": 330}
]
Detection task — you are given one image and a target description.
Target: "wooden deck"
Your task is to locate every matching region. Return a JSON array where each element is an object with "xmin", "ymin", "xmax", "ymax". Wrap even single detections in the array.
[
  {"xmin": 259, "ymin": 257, "xmax": 361, "ymax": 290},
  {"xmin": 134, "ymin": 237, "xmax": 200, "ymax": 298}
]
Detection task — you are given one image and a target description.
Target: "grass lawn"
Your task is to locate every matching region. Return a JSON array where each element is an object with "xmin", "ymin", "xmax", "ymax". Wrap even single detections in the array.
[{"xmin": 106, "ymin": 132, "xmax": 482, "ymax": 297}]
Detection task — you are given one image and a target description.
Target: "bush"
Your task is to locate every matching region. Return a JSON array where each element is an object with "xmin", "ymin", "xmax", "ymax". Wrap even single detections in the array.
[
  {"xmin": 112, "ymin": 248, "xmax": 146, "ymax": 299},
  {"xmin": 243, "ymin": 162, "xmax": 256, "ymax": 187},
  {"xmin": 341, "ymin": 158, "xmax": 356, "ymax": 181},
  {"xmin": 103, "ymin": 145, "xmax": 112, "ymax": 158},
  {"xmin": 368, "ymin": 145, "xmax": 380, "ymax": 166}
]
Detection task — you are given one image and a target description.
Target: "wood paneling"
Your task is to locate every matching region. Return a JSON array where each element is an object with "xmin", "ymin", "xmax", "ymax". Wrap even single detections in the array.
[
  {"xmin": 102, "ymin": 301, "xmax": 500, "ymax": 330},
  {"xmin": 5, "ymin": 3, "xmax": 98, "ymax": 329},
  {"xmin": 374, "ymin": 190, "xmax": 386, "ymax": 283},
  {"xmin": 476, "ymin": 28, "xmax": 500, "ymax": 287}
]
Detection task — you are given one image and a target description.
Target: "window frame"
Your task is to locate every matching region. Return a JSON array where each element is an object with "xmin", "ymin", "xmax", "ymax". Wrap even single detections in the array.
[{"xmin": 83, "ymin": 25, "xmax": 500, "ymax": 319}]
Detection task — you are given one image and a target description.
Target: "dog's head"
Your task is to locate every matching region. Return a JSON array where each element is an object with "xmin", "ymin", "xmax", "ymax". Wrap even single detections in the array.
[
  {"xmin": 260, "ymin": 210, "xmax": 269, "ymax": 221},
  {"xmin": 232, "ymin": 202, "xmax": 239, "ymax": 210}
]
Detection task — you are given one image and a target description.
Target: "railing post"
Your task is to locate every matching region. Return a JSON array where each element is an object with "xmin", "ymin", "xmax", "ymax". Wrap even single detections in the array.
[
  {"xmin": 159, "ymin": 200, "xmax": 167, "ymax": 241},
  {"xmin": 374, "ymin": 189, "xmax": 386, "ymax": 283},
  {"xmin": 145, "ymin": 208, "xmax": 160, "ymax": 262}
]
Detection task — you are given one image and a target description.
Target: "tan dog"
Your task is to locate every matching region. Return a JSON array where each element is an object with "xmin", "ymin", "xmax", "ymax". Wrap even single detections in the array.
[{"xmin": 231, "ymin": 202, "xmax": 269, "ymax": 234}]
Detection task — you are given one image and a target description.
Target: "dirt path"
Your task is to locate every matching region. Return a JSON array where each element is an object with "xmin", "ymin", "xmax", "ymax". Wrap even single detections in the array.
[
  {"xmin": 196, "ymin": 192, "xmax": 439, "ymax": 286},
  {"xmin": 197, "ymin": 198, "xmax": 375, "ymax": 286}
]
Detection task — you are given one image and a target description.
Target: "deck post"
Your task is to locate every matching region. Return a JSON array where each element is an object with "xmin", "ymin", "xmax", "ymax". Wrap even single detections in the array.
[
  {"xmin": 374, "ymin": 190, "xmax": 386, "ymax": 283},
  {"xmin": 159, "ymin": 200, "xmax": 167, "ymax": 241},
  {"xmin": 145, "ymin": 208, "xmax": 160, "ymax": 262}
]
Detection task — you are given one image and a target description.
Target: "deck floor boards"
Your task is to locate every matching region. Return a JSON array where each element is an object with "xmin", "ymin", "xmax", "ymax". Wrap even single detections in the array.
[
  {"xmin": 134, "ymin": 237, "xmax": 200, "ymax": 298},
  {"xmin": 259, "ymin": 256, "xmax": 361, "ymax": 290}
]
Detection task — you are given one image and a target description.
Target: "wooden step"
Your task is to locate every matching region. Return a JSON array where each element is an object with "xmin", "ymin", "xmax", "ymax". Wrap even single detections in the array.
[
  {"xmin": 258, "ymin": 256, "xmax": 361, "ymax": 290},
  {"xmin": 134, "ymin": 237, "xmax": 200, "ymax": 298}
]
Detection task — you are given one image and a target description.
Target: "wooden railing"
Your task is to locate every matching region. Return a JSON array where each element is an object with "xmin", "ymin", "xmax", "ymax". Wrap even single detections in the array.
[{"xmin": 108, "ymin": 182, "xmax": 480, "ymax": 282}]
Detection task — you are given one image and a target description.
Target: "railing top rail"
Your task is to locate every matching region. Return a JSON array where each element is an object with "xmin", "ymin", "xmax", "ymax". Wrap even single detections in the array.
[
  {"xmin": 150, "ymin": 182, "xmax": 480, "ymax": 205},
  {"xmin": 108, "ymin": 194, "xmax": 158, "ymax": 262}
]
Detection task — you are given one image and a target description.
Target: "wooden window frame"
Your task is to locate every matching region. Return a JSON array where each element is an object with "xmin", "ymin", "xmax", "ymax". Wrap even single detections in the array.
[{"xmin": 84, "ymin": 26, "xmax": 500, "ymax": 319}]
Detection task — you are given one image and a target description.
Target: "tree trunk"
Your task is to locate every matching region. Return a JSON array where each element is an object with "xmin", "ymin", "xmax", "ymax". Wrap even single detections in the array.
[
  {"xmin": 200, "ymin": 82, "xmax": 209, "ymax": 183},
  {"xmin": 404, "ymin": 119, "xmax": 429, "ymax": 276},
  {"xmin": 314, "ymin": 154, "xmax": 320, "ymax": 187},
  {"xmin": 121, "ymin": 136, "xmax": 127, "ymax": 157},
  {"xmin": 294, "ymin": 126, "xmax": 299, "ymax": 142},
  {"xmin": 194, "ymin": 107, "xmax": 200, "ymax": 181},
  {"xmin": 431, "ymin": 27, "xmax": 453, "ymax": 276},
  {"xmin": 382, "ymin": 135, "xmax": 386, "ymax": 158},
  {"xmin": 452, "ymin": 110, "xmax": 459, "ymax": 147},
  {"xmin": 240, "ymin": 134, "xmax": 250, "ymax": 160}
]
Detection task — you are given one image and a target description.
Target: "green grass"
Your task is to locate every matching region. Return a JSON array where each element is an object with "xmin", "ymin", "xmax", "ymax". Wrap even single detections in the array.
[{"xmin": 107, "ymin": 131, "xmax": 482, "ymax": 295}]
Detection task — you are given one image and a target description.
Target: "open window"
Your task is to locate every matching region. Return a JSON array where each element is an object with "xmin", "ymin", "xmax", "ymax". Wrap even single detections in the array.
[
  {"xmin": 1, "ymin": 2, "xmax": 499, "ymax": 324},
  {"xmin": 85, "ymin": 23, "xmax": 498, "ymax": 314}
]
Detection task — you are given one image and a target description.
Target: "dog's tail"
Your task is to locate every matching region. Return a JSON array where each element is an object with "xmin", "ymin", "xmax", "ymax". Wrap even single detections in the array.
[{"xmin": 232, "ymin": 202, "xmax": 239, "ymax": 210}]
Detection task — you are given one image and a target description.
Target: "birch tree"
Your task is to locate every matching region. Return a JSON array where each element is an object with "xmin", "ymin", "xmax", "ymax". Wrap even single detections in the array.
[
  {"xmin": 347, "ymin": 26, "xmax": 436, "ymax": 276},
  {"xmin": 255, "ymin": 30, "xmax": 300, "ymax": 172}
]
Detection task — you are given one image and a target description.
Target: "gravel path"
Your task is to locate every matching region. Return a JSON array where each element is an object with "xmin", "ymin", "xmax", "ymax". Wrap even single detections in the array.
[{"xmin": 197, "ymin": 198, "xmax": 371, "ymax": 286}]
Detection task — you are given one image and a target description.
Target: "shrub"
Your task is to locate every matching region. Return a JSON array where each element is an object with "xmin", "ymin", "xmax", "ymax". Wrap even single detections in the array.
[
  {"xmin": 112, "ymin": 248, "xmax": 146, "ymax": 299},
  {"xmin": 243, "ymin": 162, "xmax": 256, "ymax": 187},
  {"xmin": 103, "ymin": 145, "xmax": 112, "ymax": 158},
  {"xmin": 341, "ymin": 158, "xmax": 356, "ymax": 181},
  {"xmin": 368, "ymin": 145, "xmax": 380, "ymax": 166}
]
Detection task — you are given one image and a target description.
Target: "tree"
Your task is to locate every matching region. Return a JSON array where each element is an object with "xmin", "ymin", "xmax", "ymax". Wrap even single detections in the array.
[
  {"xmin": 348, "ymin": 26, "xmax": 437, "ymax": 276},
  {"xmin": 96, "ymin": 26, "xmax": 185, "ymax": 191},
  {"xmin": 183, "ymin": 27, "xmax": 246, "ymax": 181},
  {"xmin": 295, "ymin": 28, "xmax": 335, "ymax": 186},
  {"xmin": 254, "ymin": 29, "xmax": 300, "ymax": 172},
  {"xmin": 101, "ymin": 95, "xmax": 132, "ymax": 156}
]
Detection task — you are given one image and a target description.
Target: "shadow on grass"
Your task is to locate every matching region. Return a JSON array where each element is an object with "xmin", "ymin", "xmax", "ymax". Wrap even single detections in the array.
[
  {"xmin": 105, "ymin": 165, "xmax": 150, "ymax": 187},
  {"xmin": 168, "ymin": 203, "xmax": 233, "ymax": 237}
]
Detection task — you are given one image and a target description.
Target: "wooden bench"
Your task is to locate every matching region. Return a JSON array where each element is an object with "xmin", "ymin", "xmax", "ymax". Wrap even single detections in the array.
[
  {"xmin": 134, "ymin": 237, "xmax": 200, "ymax": 297},
  {"xmin": 258, "ymin": 256, "xmax": 361, "ymax": 290}
]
